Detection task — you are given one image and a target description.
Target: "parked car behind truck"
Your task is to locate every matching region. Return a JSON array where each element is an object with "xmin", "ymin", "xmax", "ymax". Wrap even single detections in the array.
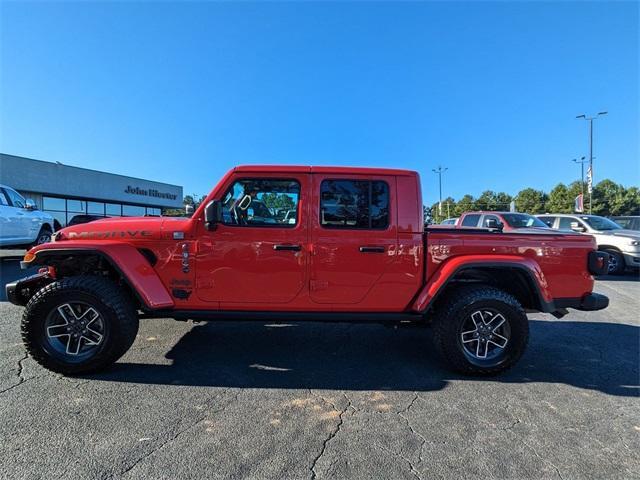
[
  {"xmin": 458, "ymin": 211, "xmax": 549, "ymax": 231},
  {"xmin": 0, "ymin": 184, "xmax": 59, "ymax": 247},
  {"xmin": 7, "ymin": 166, "xmax": 609, "ymax": 376},
  {"xmin": 537, "ymin": 214, "xmax": 640, "ymax": 274}
]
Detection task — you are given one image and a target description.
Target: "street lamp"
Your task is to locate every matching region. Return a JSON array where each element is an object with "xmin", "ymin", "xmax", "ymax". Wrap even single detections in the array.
[
  {"xmin": 432, "ymin": 166, "xmax": 448, "ymax": 219},
  {"xmin": 576, "ymin": 111, "xmax": 607, "ymax": 213},
  {"xmin": 572, "ymin": 156, "xmax": 588, "ymax": 198}
]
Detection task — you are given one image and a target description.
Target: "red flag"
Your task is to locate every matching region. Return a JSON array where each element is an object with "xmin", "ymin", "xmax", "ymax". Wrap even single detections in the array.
[{"xmin": 575, "ymin": 193, "xmax": 584, "ymax": 213}]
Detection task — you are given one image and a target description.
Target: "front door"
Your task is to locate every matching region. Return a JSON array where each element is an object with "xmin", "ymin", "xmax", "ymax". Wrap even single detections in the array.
[
  {"xmin": 196, "ymin": 174, "xmax": 309, "ymax": 305},
  {"xmin": 310, "ymin": 174, "xmax": 397, "ymax": 305}
]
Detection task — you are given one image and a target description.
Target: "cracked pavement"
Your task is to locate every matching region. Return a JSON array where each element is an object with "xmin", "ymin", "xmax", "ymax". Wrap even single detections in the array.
[{"xmin": 0, "ymin": 275, "xmax": 638, "ymax": 479}]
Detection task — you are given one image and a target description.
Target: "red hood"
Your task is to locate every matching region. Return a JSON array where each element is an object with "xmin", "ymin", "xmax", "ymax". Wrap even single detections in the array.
[{"xmin": 55, "ymin": 216, "xmax": 192, "ymax": 242}]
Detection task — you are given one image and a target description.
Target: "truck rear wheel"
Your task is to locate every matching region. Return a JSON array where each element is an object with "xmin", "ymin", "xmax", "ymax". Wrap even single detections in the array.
[
  {"xmin": 432, "ymin": 285, "xmax": 529, "ymax": 376},
  {"xmin": 21, "ymin": 276, "xmax": 139, "ymax": 375}
]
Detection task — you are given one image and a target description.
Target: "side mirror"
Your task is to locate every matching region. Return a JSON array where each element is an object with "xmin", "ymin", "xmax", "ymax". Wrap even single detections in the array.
[
  {"xmin": 185, "ymin": 204, "xmax": 195, "ymax": 216},
  {"xmin": 570, "ymin": 221, "xmax": 586, "ymax": 232},
  {"xmin": 204, "ymin": 200, "xmax": 221, "ymax": 230},
  {"xmin": 486, "ymin": 218, "xmax": 504, "ymax": 231},
  {"xmin": 25, "ymin": 199, "xmax": 37, "ymax": 210}
]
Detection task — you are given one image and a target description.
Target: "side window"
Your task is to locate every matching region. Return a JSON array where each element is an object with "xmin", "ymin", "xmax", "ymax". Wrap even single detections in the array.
[
  {"xmin": 482, "ymin": 215, "xmax": 500, "ymax": 227},
  {"xmin": 540, "ymin": 216, "xmax": 556, "ymax": 228},
  {"xmin": 615, "ymin": 218, "xmax": 629, "ymax": 229},
  {"xmin": 221, "ymin": 179, "xmax": 300, "ymax": 227},
  {"xmin": 0, "ymin": 190, "xmax": 9, "ymax": 206},
  {"xmin": 320, "ymin": 180, "xmax": 389, "ymax": 229},
  {"xmin": 4, "ymin": 188, "xmax": 25, "ymax": 208},
  {"xmin": 461, "ymin": 214, "xmax": 480, "ymax": 227},
  {"xmin": 558, "ymin": 217, "xmax": 577, "ymax": 230}
]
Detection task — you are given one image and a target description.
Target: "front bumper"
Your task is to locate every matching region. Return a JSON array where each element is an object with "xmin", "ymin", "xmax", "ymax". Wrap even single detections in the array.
[
  {"xmin": 5, "ymin": 272, "xmax": 53, "ymax": 306},
  {"xmin": 622, "ymin": 252, "xmax": 640, "ymax": 269}
]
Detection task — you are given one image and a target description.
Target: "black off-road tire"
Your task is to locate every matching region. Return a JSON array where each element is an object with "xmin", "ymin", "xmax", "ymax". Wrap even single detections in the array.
[
  {"xmin": 21, "ymin": 276, "xmax": 139, "ymax": 375},
  {"xmin": 432, "ymin": 285, "xmax": 529, "ymax": 376},
  {"xmin": 603, "ymin": 249, "xmax": 625, "ymax": 275}
]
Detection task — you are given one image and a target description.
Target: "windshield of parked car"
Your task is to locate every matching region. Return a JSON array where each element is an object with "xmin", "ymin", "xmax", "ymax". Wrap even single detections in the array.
[
  {"xmin": 501, "ymin": 213, "xmax": 548, "ymax": 228},
  {"xmin": 581, "ymin": 216, "xmax": 622, "ymax": 231}
]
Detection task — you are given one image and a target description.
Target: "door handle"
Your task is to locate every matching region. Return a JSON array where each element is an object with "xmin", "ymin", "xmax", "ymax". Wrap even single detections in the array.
[
  {"xmin": 359, "ymin": 246, "xmax": 385, "ymax": 253},
  {"xmin": 273, "ymin": 244, "xmax": 302, "ymax": 251}
]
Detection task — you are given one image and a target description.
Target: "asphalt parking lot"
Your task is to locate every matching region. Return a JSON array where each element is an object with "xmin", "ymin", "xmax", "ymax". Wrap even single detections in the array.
[{"xmin": 1, "ymin": 270, "xmax": 638, "ymax": 480}]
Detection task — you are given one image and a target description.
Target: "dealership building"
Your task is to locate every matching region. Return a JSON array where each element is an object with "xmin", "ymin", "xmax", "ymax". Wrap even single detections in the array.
[{"xmin": 1, "ymin": 153, "xmax": 184, "ymax": 227}]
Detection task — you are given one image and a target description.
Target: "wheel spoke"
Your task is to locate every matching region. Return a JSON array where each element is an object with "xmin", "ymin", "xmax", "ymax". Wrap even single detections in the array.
[
  {"xmin": 66, "ymin": 335, "xmax": 82, "ymax": 355},
  {"xmin": 487, "ymin": 313, "xmax": 506, "ymax": 332},
  {"xmin": 476, "ymin": 340, "xmax": 489, "ymax": 359},
  {"xmin": 47, "ymin": 324, "xmax": 69, "ymax": 338},
  {"xmin": 470, "ymin": 311, "xmax": 485, "ymax": 328},
  {"xmin": 77, "ymin": 307, "xmax": 99, "ymax": 322},
  {"xmin": 82, "ymin": 327, "xmax": 103, "ymax": 345},
  {"xmin": 57, "ymin": 304, "xmax": 75, "ymax": 323},
  {"xmin": 489, "ymin": 333, "xmax": 509, "ymax": 348},
  {"xmin": 461, "ymin": 329, "xmax": 478, "ymax": 343}
]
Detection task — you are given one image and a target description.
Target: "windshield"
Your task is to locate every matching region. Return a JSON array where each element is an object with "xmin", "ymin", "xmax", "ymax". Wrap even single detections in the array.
[
  {"xmin": 501, "ymin": 213, "xmax": 548, "ymax": 228},
  {"xmin": 582, "ymin": 216, "xmax": 622, "ymax": 231}
]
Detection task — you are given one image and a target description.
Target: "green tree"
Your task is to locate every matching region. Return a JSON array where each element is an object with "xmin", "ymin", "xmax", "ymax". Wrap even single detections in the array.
[
  {"xmin": 591, "ymin": 179, "xmax": 624, "ymax": 216},
  {"xmin": 515, "ymin": 188, "xmax": 547, "ymax": 214},
  {"xmin": 474, "ymin": 190, "xmax": 497, "ymax": 211},
  {"xmin": 423, "ymin": 205, "xmax": 432, "ymax": 225},
  {"xmin": 163, "ymin": 193, "xmax": 206, "ymax": 217},
  {"xmin": 261, "ymin": 193, "xmax": 296, "ymax": 211},
  {"xmin": 454, "ymin": 194, "xmax": 475, "ymax": 216},
  {"xmin": 621, "ymin": 187, "xmax": 640, "ymax": 215},
  {"xmin": 430, "ymin": 196, "xmax": 455, "ymax": 223},
  {"xmin": 495, "ymin": 192, "xmax": 513, "ymax": 210},
  {"xmin": 546, "ymin": 183, "xmax": 572, "ymax": 213}
]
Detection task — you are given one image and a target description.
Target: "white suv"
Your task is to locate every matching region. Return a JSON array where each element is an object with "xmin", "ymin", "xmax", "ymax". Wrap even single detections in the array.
[
  {"xmin": 537, "ymin": 214, "xmax": 640, "ymax": 274},
  {"xmin": 0, "ymin": 185, "xmax": 57, "ymax": 247}
]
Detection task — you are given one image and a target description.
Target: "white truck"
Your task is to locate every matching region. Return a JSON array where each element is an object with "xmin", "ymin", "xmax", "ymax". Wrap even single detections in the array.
[
  {"xmin": 537, "ymin": 213, "xmax": 640, "ymax": 274},
  {"xmin": 0, "ymin": 184, "xmax": 58, "ymax": 247}
]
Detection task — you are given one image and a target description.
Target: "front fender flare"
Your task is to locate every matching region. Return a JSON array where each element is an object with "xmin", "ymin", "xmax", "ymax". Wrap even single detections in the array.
[
  {"xmin": 411, "ymin": 255, "xmax": 552, "ymax": 313},
  {"xmin": 23, "ymin": 242, "xmax": 174, "ymax": 310}
]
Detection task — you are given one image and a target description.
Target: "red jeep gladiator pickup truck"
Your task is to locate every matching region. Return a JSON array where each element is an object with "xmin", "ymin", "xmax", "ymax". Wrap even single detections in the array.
[{"xmin": 7, "ymin": 166, "xmax": 609, "ymax": 376}]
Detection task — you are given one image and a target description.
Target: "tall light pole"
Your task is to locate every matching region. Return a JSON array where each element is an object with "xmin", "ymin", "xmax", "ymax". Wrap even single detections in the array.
[
  {"xmin": 432, "ymin": 166, "xmax": 448, "ymax": 219},
  {"xmin": 576, "ymin": 111, "xmax": 607, "ymax": 213},
  {"xmin": 572, "ymin": 156, "xmax": 588, "ymax": 198}
]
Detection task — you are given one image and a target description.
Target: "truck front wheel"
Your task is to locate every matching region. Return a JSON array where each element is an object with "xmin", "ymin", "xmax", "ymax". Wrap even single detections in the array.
[
  {"xmin": 432, "ymin": 285, "xmax": 529, "ymax": 375},
  {"xmin": 21, "ymin": 276, "xmax": 139, "ymax": 375}
]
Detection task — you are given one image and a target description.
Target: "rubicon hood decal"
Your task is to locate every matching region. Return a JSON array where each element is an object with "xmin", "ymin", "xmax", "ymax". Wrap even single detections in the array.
[{"xmin": 66, "ymin": 230, "xmax": 154, "ymax": 239}]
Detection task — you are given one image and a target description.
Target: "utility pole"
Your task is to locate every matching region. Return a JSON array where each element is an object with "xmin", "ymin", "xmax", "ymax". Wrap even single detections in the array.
[
  {"xmin": 576, "ymin": 112, "xmax": 607, "ymax": 213},
  {"xmin": 572, "ymin": 156, "xmax": 588, "ymax": 198},
  {"xmin": 432, "ymin": 166, "xmax": 448, "ymax": 220}
]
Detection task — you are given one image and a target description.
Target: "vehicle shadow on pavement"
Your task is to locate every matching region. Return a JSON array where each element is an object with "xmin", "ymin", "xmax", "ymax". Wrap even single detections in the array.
[
  {"xmin": 596, "ymin": 274, "xmax": 640, "ymax": 282},
  {"xmin": 85, "ymin": 319, "xmax": 639, "ymax": 397}
]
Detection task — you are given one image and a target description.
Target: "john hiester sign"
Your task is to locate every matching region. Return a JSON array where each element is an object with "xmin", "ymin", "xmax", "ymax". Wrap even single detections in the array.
[{"xmin": 125, "ymin": 185, "xmax": 178, "ymax": 200}]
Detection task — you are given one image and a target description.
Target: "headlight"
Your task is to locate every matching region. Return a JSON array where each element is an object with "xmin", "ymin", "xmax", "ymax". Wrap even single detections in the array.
[{"xmin": 630, "ymin": 240, "xmax": 640, "ymax": 246}]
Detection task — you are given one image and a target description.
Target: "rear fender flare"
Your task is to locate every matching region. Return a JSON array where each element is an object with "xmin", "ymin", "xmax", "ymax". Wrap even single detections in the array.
[
  {"xmin": 411, "ymin": 255, "xmax": 552, "ymax": 313},
  {"xmin": 24, "ymin": 242, "xmax": 174, "ymax": 310}
]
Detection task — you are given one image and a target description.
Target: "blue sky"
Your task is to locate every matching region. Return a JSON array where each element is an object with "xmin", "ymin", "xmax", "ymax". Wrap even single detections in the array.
[{"xmin": 1, "ymin": 1, "xmax": 638, "ymax": 206}]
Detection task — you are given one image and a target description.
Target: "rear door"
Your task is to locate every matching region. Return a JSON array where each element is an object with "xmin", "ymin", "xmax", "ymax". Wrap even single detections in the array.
[
  {"xmin": 196, "ymin": 173, "xmax": 309, "ymax": 305},
  {"xmin": 309, "ymin": 174, "xmax": 397, "ymax": 305}
]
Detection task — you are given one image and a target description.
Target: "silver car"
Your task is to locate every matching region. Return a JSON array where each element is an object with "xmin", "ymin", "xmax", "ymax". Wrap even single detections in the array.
[{"xmin": 537, "ymin": 214, "xmax": 640, "ymax": 274}]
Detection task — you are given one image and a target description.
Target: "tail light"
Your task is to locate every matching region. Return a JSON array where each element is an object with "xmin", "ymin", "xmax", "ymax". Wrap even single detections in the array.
[{"xmin": 588, "ymin": 251, "xmax": 609, "ymax": 276}]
